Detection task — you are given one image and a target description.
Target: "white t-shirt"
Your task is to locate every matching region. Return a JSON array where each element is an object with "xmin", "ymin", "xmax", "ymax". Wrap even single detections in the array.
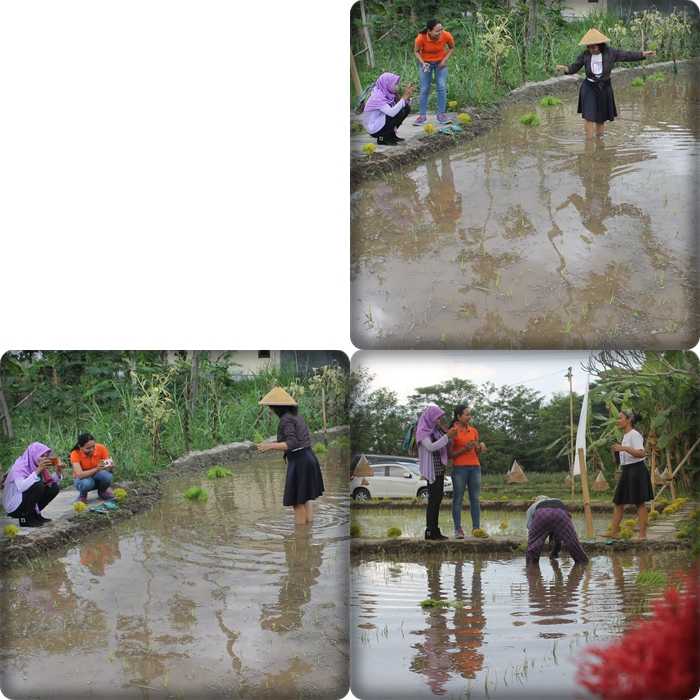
[
  {"xmin": 590, "ymin": 53, "xmax": 603, "ymax": 77},
  {"xmin": 620, "ymin": 429, "xmax": 644, "ymax": 465}
]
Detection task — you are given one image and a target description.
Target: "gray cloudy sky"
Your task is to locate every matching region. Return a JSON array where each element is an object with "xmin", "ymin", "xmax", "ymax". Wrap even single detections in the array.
[{"xmin": 353, "ymin": 351, "xmax": 595, "ymax": 403}]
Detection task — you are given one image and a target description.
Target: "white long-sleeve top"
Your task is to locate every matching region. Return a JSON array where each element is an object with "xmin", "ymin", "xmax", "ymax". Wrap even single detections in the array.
[
  {"xmin": 363, "ymin": 98, "xmax": 407, "ymax": 135},
  {"xmin": 2, "ymin": 470, "xmax": 58, "ymax": 514}
]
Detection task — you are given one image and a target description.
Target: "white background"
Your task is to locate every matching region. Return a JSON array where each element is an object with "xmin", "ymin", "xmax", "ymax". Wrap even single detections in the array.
[{"xmin": 1, "ymin": 1, "xmax": 698, "ymax": 699}]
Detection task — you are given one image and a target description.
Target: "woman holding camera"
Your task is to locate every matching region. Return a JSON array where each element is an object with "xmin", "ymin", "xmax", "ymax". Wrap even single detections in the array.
[
  {"xmin": 2, "ymin": 442, "xmax": 62, "ymax": 527},
  {"xmin": 70, "ymin": 432, "xmax": 115, "ymax": 503}
]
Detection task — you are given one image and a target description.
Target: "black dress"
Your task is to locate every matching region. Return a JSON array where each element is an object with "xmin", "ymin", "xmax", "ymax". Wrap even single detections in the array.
[
  {"xmin": 566, "ymin": 46, "xmax": 646, "ymax": 124},
  {"xmin": 277, "ymin": 413, "xmax": 325, "ymax": 507}
]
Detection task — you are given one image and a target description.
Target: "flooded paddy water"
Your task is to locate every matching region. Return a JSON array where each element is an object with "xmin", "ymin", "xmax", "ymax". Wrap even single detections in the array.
[
  {"xmin": 352, "ymin": 507, "xmax": 610, "ymax": 540},
  {"xmin": 0, "ymin": 449, "xmax": 349, "ymax": 699},
  {"xmin": 351, "ymin": 65, "xmax": 698, "ymax": 348},
  {"xmin": 351, "ymin": 550, "xmax": 693, "ymax": 699}
]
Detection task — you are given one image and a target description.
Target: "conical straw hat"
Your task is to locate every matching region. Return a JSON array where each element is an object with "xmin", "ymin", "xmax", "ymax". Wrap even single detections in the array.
[
  {"xmin": 592, "ymin": 469, "xmax": 610, "ymax": 492},
  {"xmin": 353, "ymin": 454, "xmax": 373, "ymax": 478},
  {"xmin": 579, "ymin": 28, "xmax": 610, "ymax": 46},
  {"xmin": 259, "ymin": 386, "xmax": 298, "ymax": 406}
]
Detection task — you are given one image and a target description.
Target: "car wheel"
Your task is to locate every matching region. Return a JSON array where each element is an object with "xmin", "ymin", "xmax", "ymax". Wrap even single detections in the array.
[
  {"xmin": 353, "ymin": 488, "xmax": 371, "ymax": 501},
  {"xmin": 417, "ymin": 487, "xmax": 429, "ymax": 502}
]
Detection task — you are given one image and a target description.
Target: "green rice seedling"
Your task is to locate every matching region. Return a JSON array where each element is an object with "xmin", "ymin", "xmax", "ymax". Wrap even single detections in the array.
[
  {"xmin": 622, "ymin": 518, "xmax": 638, "ymax": 529},
  {"xmin": 448, "ymin": 100, "xmax": 459, "ymax": 110},
  {"xmin": 499, "ymin": 520, "xmax": 509, "ymax": 530},
  {"xmin": 519, "ymin": 112, "xmax": 540, "ymax": 127},
  {"xmin": 457, "ymin": 112, "xmax": 472, "ymax": 125},
  {"xmin": 3, "ymin": 524, "xmax": 19, "ymax": 538},
  {"xmin": 420, "ymin": 598, "xmax": 450, "ymax": 609},
  {"xmin": 540, "ymin": 96, "xmax": 562, "ymax": 107},
  {"xmin": 114, "ymin": 487, "xmax": 128, "ymax": 502},
  {"xmin": 631, "ymin": 77, "xmax": 646, "ymax": 87},
  {"xmin": 619, "ymin": 527, "xmax": 633, "ymax": 540},
  {"xmin": 74, "ymin": 501, "xmax": 88, "ymax": 513},
  {"xmin": 648, "ymin": 510, "xmax": 659, "ymax": 521},
  {"xmin": 472, "ymin": 528, "xmax": 489, "ymax": 538},
  {"xmin": 424, "ymin": 123, "xmax": 436, "ymax": 135},
  {"xmin": 184, "ymin": 486, "xmax": 208, "ymax": 502},
  {"xmin": 648, "ymin": 72, "xmax": 665, "ymax": 82},
  {"xmin": 207, "ymin": 466, "xmax": 233, "ymax": 479},
  {"xmin": 362, "ymin": 143, "xmax": 377, "ymax": 156},
  {"xmin": 387, "ymin": 527, "xmax": 402, "ymax": 538},
  {"xmin": 313, "ymin": 442, "xmax": 328, "ymax": 456},
  {"xmin": 636, "ymin": 570, "xmax": 667, "ymax": 587},
  {"xmin": 350, "ymin": 524, "xmax": 361, "ymax": 538}
]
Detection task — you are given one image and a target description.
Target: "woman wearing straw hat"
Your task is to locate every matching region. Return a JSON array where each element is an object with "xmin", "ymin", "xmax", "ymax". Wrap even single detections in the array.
[
  {"xmin": 556, "ymin": 28, "xmax": 656, "ymax": 139},
  {"xmin": 256, "ymin": 387, "xmax": 325, "ymax": 526}
]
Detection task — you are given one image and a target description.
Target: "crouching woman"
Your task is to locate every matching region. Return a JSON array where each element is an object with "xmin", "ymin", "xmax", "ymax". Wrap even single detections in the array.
[
  {"xmin": 70, "ymin": 433, "xmax": 115, "ymax": 503},
  {"xmin": 525, "ymin": 495, "xmax": 588, "ymax": 564},
  {"xmin": 2, "ymin": 442, "xmax": 62, "ymax": 527}
]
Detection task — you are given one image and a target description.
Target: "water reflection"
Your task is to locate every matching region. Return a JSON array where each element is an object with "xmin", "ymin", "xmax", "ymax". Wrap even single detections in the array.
[
  {"xmin": 352, "ymin": 67, "xmax": 698, "ymax": 348},
  {"xmin": 525, "ymin": 560, "xmax": 586, "ymax": 632}
]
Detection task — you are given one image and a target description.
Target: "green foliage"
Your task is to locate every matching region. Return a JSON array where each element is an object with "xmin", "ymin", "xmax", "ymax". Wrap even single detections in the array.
[
  {"xmin": 3, "ymin": 524, "xmax": 19, "ymax": 538},
  {"xmin": 114, "ymin": 487, "xmax": 127, "ymax": 502},
  {"xmin": 540, "ymin": 96, "xmax": 562, "ymax": 107},
  {"xmin": 0, "ymin": 352, "xmax": 349, "ymax": 480},
  {"xmin": 519, "ymin": 112, "xmax": 541, "ymax": 126},
  {"xmin": 676, "ymin": 509, "xmax": 700, "ymax": 557},
  {"xmin": 184, "ymin": 486, "xmax": 208, "ymax": 502},
  {"xmin": 631, "ymin": 77, "xmax": 646, "ymax": 87},
  {"xmin": 636, "ymin": 570, "xmax": 668, "ymax": 587},
  {"xmin": 313, "ymin": 442, "xmax": 328, "ymax": 456},
  {"xmin": 387, "ymin": 526, "xmax": 402, "ymax": 538},
  {"xmin": 420, "ymin": 598, "xmax": 450, "ymax": 609},
  {"xmin": 207, "ymin": 466, "xmax": 233, "ymax": 479},
  {"xmin": 648, "ymin": 72, "xmax": 665, "ymax": 82},
  {"xmin": 350, "ymin": 524, "xmax": 362, "ymax": 538}
]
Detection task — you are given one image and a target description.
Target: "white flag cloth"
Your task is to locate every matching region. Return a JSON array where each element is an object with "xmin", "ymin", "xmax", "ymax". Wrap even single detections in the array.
[{"xmin": 573, "ymin": 377, "xmax": 590, "ymax": 476}]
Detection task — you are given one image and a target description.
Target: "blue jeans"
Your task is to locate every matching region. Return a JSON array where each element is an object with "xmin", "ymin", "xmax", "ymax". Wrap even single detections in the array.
[
  {"xmin": 74, "ymin": 470, "xmax": 113, "ymax": 495},
  {"xmin": 452, "ymin": 467, "xmax": 481, "ymax": 530},
  {"xmin": 418, "ymin": 61, "xmax": 448, "ymax": 115}
]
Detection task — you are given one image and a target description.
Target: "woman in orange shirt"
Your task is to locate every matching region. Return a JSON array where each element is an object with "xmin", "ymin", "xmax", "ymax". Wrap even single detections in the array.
[
  {"xmin": 70, "ymin": 432, "xmax": 115, "ymax": 504},
  {"xmin": 414, "ymin": 19, "xmax": 455, "ymax": 125},
  {"xmin": 449, "ymin": 405, "xmax": 487, "ymax": 539}
]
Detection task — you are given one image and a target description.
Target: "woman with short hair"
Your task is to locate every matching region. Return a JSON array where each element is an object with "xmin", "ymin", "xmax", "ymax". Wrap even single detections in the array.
[{"xmin": 609, "ymin": 409, "xmax": 653, "ymax": 540}]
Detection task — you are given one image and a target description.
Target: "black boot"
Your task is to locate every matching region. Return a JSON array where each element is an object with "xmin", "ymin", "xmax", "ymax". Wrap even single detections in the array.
[
  {"xmin": 434, "ymin": 529, "xmax": 449, "ymax": 541},
  {"xmin": 18, "ymin": 515, "xmax": 44, "ymax": 528},
  {"xmin": 36, "ymin": 513, "xmax": 52, "ymax": 523},
  {"xmin": 377, "ymin": 135, "xmax": 399, "ymax": 146}
]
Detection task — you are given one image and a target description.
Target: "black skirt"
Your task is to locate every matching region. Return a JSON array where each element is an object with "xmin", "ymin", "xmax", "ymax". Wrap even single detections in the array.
[
  {"xmin": 578, "ymin": 79, "xmax": 617, "ymax": 124},
  {"xmin": 613, "ymin": 460, "xmax": 653, "ymax": 506},
  {"xmin": 283, "ymin": 447, "xmax": 325, "ymax": 507}
]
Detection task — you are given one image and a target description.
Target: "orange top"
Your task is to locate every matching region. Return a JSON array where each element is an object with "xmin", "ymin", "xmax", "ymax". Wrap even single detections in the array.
[
  {"xmin": 70, "ymin": 443, "xmax": 110, "ymax": 470},
  {"xmin": 415, "ymin": 30, "xmax": 455, "ymax": 63},
  {"xmin": 452, "ymin": 425, "xmax": 480, "ymax": 467}
]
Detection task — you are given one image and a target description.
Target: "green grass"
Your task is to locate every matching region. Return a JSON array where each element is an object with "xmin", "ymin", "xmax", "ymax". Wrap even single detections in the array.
[
  {"xmin": 648, "ymin": 72, "xmax": 665, "ymax": 82},
  {"xmin": 313, "ymin": 442, "xmax": 328, "ymax": 456},
  {"xmin": 636, "ymin": 570, "xmax": 668, "ymax": 587},
  {"xmin": 539, "ymin": 96, "xmax": 562, "ymax": 107},
  {"xmin": 631, "ymin": 77, "xmax": 646, "ymax": 87},
  {"xmin": 519, "ymin": 112, "xmax": 541, "ymax": 126},
  {"xmin": 183, "ymin": 486, "xmax": 208, "ymax": 502},
  {"xmin": 387, "ymin": 527, "xmax": 402, "ymax": 538},
  {"xmin": 207, "ymin": 466, "xmax": 233, "ymax": 479}
]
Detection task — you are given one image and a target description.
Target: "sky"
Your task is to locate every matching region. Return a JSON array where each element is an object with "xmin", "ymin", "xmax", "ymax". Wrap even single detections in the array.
[{"xmin": 353, "ymin": 351, "xmax": 595, "ymax": 403}]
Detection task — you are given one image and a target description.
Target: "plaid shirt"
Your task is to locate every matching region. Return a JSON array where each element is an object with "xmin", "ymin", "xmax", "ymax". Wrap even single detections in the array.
[{"xmin": 432, "ymin": 449, "xmax": 445, "ymax": 477}]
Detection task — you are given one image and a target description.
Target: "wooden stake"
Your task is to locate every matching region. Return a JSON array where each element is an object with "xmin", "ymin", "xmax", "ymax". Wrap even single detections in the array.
[
  {"xmin": 350, "ymin": 46, "xmax": 362, "ymax": 97},
  {"xmin": 567, "ymin": 367, "xmax": 574, "ymax": 499},
  {"xmin": 359, "ymin": 0, "xmax": 375, "ymax": 68},
  {"xmin": 650, "ymin": 440, "xmax": 656, "ymax": 511},
  {"xmin": 321, "ymin": 386, "xmax": 328, "ymax": 436},
  {"xmin": 667, "ymin": 449, "xmax": 677, "ymax": 500},
  {"xmin": 654, "ymin": 437, "xmax": 700, "ymax": 501},
  {"xmin": 578, "ymin": 447, "xmax": 594, "ymax": 539}
]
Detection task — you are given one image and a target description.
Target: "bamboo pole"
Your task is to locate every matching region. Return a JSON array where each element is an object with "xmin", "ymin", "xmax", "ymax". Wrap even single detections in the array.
[
  {"xmin": 0, "ymin": 373, "xmax": 13, "ymax": 440},
  {"xmin": 667, "ymin": 449, "xmax": 677, "ymax": 500},
  {"xmin": 359, "ymin": 0, "xmax": 375, "ymax": 68},
  {"xmin": 567, "ymin": 367, "xmax": 575, "ymax": 498},
  {"xmin": 350, "ymin": 46, "xmax": 362, "ymax": 97},
  {"xmin": 578, "ymin": 447, "xmax": 595, "ymax": 539},
  {"xmin": 654, "ymin": 437, "xmax": 700, "ymax": 500},
  {"xmin": 321, "ymin": 386, "xmax": 328, "ymax": 436},
  {"xmin": 649, "ymin": 438, "xmax": 657, "ymax": 511}
]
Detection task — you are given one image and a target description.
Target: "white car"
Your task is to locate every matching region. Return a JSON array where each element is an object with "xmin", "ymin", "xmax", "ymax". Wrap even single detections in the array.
[{"xmin": 350, "ymin": 461, "xmax": 453, "ymax": 502}]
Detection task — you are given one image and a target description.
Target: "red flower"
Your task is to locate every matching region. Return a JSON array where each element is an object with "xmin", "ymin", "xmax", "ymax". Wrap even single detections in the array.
[{"xmin": 578, "ymin": 573, "xmax": 700, "ymax": 700}]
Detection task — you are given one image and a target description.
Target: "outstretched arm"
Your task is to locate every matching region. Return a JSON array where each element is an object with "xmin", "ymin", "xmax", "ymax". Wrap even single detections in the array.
[
  {"xmin": 614, "ymin": 48, "xmax": 655, "ymax": 62},
  {"xmin": 556, "ymin": 52, "xmax": 585, "ymax": 75}
]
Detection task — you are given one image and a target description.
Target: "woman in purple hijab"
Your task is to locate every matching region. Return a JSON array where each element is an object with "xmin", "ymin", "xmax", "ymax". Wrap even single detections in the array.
[
  {"xmin": 1, "ymin": 442, "xmax": 62, "ymax": 527},
  {"xmin": 362, "ymin": 72, "xmax": 415, "ymax": 146},
  {"xmin": 416, "ymin": 404, "xmax": 457, "ymax": 540}
]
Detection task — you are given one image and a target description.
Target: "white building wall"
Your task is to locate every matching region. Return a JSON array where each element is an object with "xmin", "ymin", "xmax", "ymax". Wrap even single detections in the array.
[{"xmin": 562, "ymin": 0, "xmax": 608, "ymax": 20}]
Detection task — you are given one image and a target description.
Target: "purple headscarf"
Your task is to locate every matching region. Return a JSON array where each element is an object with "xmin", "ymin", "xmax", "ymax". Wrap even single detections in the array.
[
  {"xmin": 416, "ymin": 404, "xmax": 445, "ymax": 443},
  {"xmin": 416, "ymin": 404, "xmax": 448, "ymax": 481},
  {"xmin": 363, "ymin": 72, "xmax": 401, "ymax": 112},
  {"xmin": 6, "ymin": 442, "xmax": 51, "ymax": 485}
]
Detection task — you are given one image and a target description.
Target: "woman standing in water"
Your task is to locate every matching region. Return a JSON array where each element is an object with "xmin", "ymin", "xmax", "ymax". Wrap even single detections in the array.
[
  {"xmin": 256, "ymin": 387, "xmax": 324, "ymax": 526},
  {"xmin": 416, "ymin": 403, "xmax": 458, "ymax": 540},
  {"xmin": 608, "ymin": 409, "xmax": 653, "ymax": 540},
  {"xmin": 413, "ymin": 19, "xmax": 455, "ymax": 125},
  {"xmin": 556, "ymin": 28, "xmax": 655, "ymax": 139},
  {"xmin": 362, "ymin": 72, "xmax": 415, "ymax": 146}
]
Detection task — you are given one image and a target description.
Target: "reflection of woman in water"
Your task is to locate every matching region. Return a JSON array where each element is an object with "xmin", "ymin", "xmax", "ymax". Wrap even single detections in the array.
[
  {"xmin": 452, "ymin": 559, "xmax": 485, "ymax": 680},
  {"xmin": 424, "ymin": 155, "xmax": 462, "ymax": 232},
  {"xmin": 556, "ymin": 28, "xmax": 655, "ymax": 139},
  {"xmin": 260, "ymin": 528, "xmax": 324, "ymax": 633},
  {"xmin": 526, "ymin": 558, "xmax": 587, "ymax": 627},
  {"xmin": 256, "ymin": 387, "xmax": 324, "ymax": 526}
]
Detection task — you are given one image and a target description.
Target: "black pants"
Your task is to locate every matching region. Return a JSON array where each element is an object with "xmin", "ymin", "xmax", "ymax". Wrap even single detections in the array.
[
  {"xmin": 426, "ymin": 474, "xmax": 445, "ymax": 534},
  {"xmin": 8, "ymin": 481, "xmax": 59, "ymax": 519},
  {"xmin": 370, "ymin": 103, "xmax": 411, "ymax": 141}
]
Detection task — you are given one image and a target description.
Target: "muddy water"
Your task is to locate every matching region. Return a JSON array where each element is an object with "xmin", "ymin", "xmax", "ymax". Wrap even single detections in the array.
[
  {"xmin": 352, "ymin": 507, "xmax": 610, "ymax": 539},
  {"xmin": 0, "ymin": 449, "xmax": 349, "ymax": 699},
  {"xmin": 352, "ymin": 66, "xmax": 698, "ymax": 348},
  {"xmin": 351, "ymin": 551, "xmax": 691, "ymax": 699}
]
